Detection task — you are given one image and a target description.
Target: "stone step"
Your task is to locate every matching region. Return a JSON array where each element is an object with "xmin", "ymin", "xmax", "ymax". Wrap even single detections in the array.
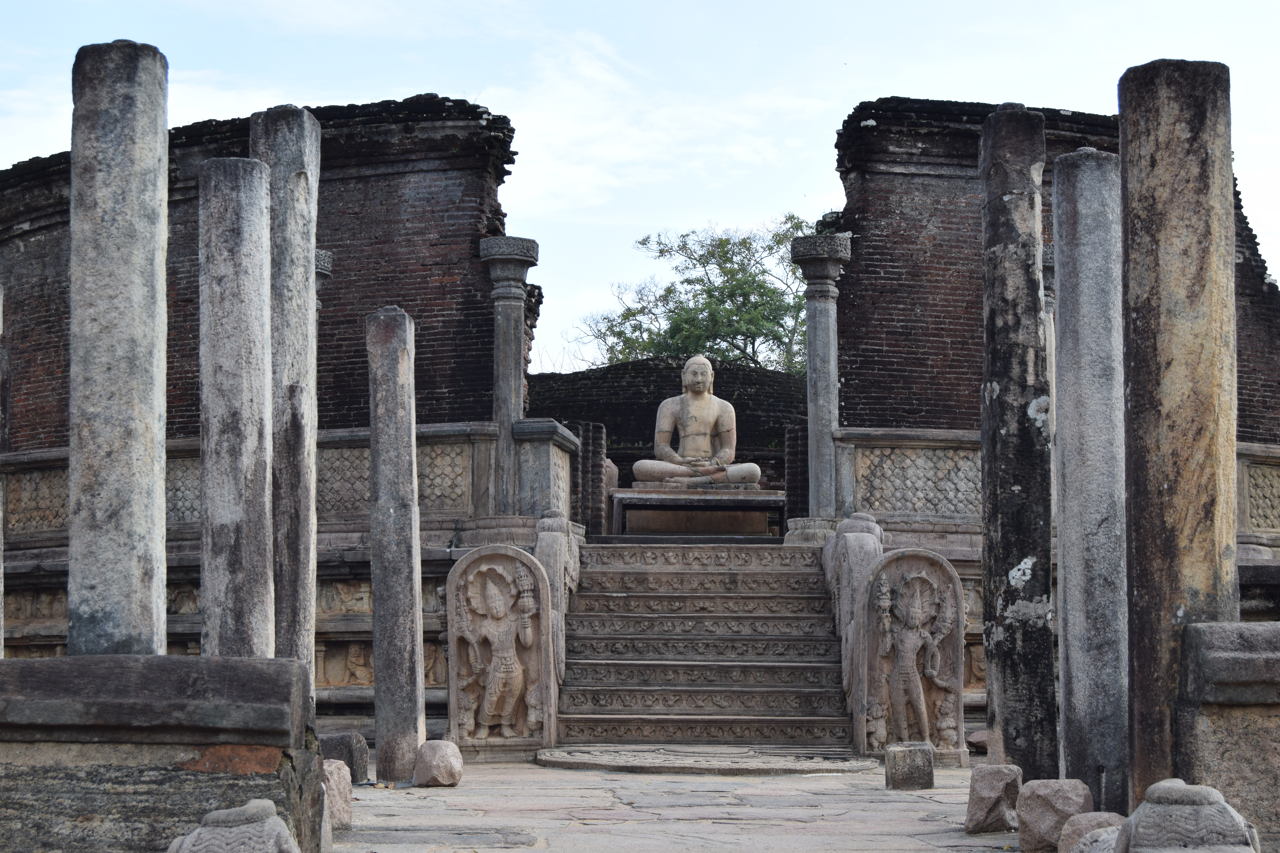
[
  {"xmin": 569, "ymin": 591, "xmax": 832, "ymax": 617},
  {"xmin": 566, "ymin": 612, "xmax": 835, "ymax": 639},
  {"xmin": 580, "ymin": 544, "xmax": 820, "ymax": 573},
  {"xmin": 562, "ymin": 659, "xmax": 843, "ymax": 690},
  {"xmin": 565, "ymin": 634, "xmax": 841, "ymax": 662},
  {"xmin": 559, "ymin": 686, "xmax": 847, "ymax": 717},
  {"xmin": 576, "ymin": 569, "xmax": 828, "ymax": 596},
  {"xmin": 557, "ymin": 714, "xmax": 852, "ymax": 746}
]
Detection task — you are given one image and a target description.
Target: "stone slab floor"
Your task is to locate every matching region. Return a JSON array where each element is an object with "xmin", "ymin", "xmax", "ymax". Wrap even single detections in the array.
[{"xmin": 333, "ymin": 763, "xmax": 1019, "ymax": 852}]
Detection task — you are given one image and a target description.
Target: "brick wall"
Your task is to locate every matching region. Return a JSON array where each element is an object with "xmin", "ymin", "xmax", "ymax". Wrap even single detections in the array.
[
  {"xmin": 835, "ymin": 96, "xmax": 1277, "ymax": 443},
  {"xmin": 0, "ymin": 94, "xmax": 516, "ymax": 451},
  {"xmin": 528, "ymin": 357, "xmax": 805, "ymax": 489}
]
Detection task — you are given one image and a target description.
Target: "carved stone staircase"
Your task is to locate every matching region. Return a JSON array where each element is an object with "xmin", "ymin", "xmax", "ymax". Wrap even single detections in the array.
[{"xmin": 558, "ymin": 544, "xmax": 851, "ymax": 745}]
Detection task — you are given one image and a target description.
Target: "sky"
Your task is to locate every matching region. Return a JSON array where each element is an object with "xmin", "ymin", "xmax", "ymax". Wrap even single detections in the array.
[{"xmin": 4, "ymin": 0, "xmax": 1277, "ymax": 372}]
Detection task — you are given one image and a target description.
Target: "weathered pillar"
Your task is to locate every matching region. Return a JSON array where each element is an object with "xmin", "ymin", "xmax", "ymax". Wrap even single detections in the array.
[
  {"xmin": 478, "ymin": 237, "xmax": 538, "ymax": 515},
  {"xmin": 1119, "ymin": 60, "xmax": 1237, "ymax": 802},
  {"xmin": 65, "ymin": 41, "xmax": 169, "ymax": 656},
  {"xmin": 979, "ymin": 103, "xmax": 1058, "ymax": 780},
  {"xmin": 791, "ymin": 233, "xmax": 852, "ymax": 521},
  {"xmin": 1053, "ymin": 147, "xmax": 1128, "ymax": 812},
  {"xmin": 250, "ymin": 106, "xmax": 321, "ymax": 684},
  {"xmin": 366, "ymin": 306, "xmax": 425, "ymax": 782},
  {"xmin": 199, "ymin": 157, "xmax": 274, "ymax": 658}
]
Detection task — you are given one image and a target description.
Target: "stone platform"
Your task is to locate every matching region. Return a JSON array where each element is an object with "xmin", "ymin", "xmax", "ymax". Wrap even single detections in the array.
[
  {"xmin": 610, "ymin": 488, "xmax": 786, "ymax": 536},
  {"xmin": 535, "ymin": 744, "xmax": 876, "ymax": 775}
]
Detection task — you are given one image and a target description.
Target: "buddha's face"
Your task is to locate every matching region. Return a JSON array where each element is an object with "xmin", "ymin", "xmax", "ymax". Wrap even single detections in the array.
[{"xmin": 682, "ymin": 357, "xmax": 713, "ymax": 394}]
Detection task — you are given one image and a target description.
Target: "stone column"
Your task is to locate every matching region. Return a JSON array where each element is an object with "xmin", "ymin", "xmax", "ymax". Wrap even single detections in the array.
[
  {"xmin": 199, "ymin": 158, "xmax": 274, "ymax": 658},
  {"xmin": 1053, "ymin": 147, "xmax": 1128, "ymax": 812},
  {"xmin": 250, "ymin": 106, "xmax": 321, "ymax": 684},
  {"xmin": 791, "ymin": 233, "xmax": 851, "ymax": 521},
  {"xmin": 65, "ymin": 41, "xmax": 169, "ymax": 656},
  {"xmin": 478, "ymin": 237, "xmax": 538, "ymax": 516},
  {"xmin": 1119, "ymin": 60, "xmax": 1237, "ymax": 802},
  {"xmin": 979, "ymin": 103, "xmax": 1058, "ymax": 780},
  {"xmin": 366, "ymin": 306, "xmax": 425, "ymax": 782}
]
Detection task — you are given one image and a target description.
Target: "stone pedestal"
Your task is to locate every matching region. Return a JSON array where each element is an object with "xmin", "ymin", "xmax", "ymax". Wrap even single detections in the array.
[
  {"xmin": 251, "ymin": 105, "xmax": 322, "ymax": 687},
  {"xmin": 0, "ymin": 656, "xmax": 323, "ymax": 852},
  {"xmin": 479, "ymin": 237, "xmax": 538, "ymax": 516},
  {"xmin": 199, "ymin": 157, "xmax": 274, "ymax": 658},
  {"xmin": 790, "ymin": 233, "xmax": 851, "ymax": 521},
  {"xmin": 885, "ymin": 741, "xmax": 934, "ymax": 790},
  {"xmin": 66, "ymin": 40, "xmax": 170, "ymax": 656},
  {"xmin": 1176, "ymin": 623, "xmax": 1280, "ymax": 847},
  {"xmin": 1120, "ymin": 59, "xmax": 1238, "ymax": 803},
  {"xmin": 979, "ymin": 103, "xmax": 1057, "ymax": 779},
  {"xmin": 366, "ymin": 307, "xmax": 425, "ymax": 782},
  {"xmin": 1052, "ymin": 146, "xmax": 1128, "ymax": 812}
]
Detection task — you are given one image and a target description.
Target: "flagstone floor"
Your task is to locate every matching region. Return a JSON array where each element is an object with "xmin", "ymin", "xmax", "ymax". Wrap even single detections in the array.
[{"xmin": 333, "ymin": 761, "xmax": 1018, "ymax": 852}]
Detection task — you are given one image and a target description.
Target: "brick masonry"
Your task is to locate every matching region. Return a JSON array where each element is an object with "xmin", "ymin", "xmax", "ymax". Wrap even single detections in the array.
[
  {"xmin": 0, "ymin": 95, "xmax": 520, "ymax": 452},
  {"xmin": 835, "ymin": 97, "xmax": 1278, "ymax": 443}
]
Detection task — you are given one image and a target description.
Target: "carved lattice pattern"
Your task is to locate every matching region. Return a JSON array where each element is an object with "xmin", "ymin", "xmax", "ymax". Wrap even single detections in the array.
[
  {"xmin": 418, "ymin": 442, "xmax": 469, "ymax": 513},
  {"xmin": 5, "ymin": 468, "xmax": 68, "ymax": 534},
  {"xmin": 1249, "ymin": 463, "xmax": 1280, "ymax": 530},
  {"xmin": 317, "ymin": 447, "xmax": 370, "ymax": 515},
  {"xmin": 856, "ymin": 446, "xmax": 979, "ymax": 516},
  {"xmin": 166, "ymin": 457, "xmax": 200, "ymax": 524},
  {"xmin": 552, "ymin": 448, "xmax": 571, "ymax": 515}
]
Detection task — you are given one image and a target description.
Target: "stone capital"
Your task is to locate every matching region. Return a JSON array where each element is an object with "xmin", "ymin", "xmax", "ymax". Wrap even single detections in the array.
[
  {"xmin": 314, "ymin": 249, "xmax": 333, "ymax": 279},
  {"xmin": 791, "ymin": 233, "xmax": 851, "ymax": 286},
  {"xmin": 479, "ymin": 236, "xmax": 539, "ymax": 288}
]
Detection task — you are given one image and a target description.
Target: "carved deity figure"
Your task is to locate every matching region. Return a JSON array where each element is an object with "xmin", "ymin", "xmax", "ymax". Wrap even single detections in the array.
[
  {"xmin": 457, "ymin": 567, "xmax": 537, "ymax": 740},
  {"xmin": 875, "ymin": 571, "xmax": 960, "ymax": 747},
  {"xmin": 631, "ymin": 356, "xmax": 761, "ymax": 486}
]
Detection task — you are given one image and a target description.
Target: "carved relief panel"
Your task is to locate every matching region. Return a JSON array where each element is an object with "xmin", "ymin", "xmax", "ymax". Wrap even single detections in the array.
[
  {"xmin": 858, "ymin": 549, "xmax": 967, "ymax": 765},
  {"xmin": 446, "ymin": 545, "xmax": 555, "ymax": 750}
]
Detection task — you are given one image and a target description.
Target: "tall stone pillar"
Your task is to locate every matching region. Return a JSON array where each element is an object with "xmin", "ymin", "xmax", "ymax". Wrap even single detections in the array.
[
  {"xmin": 65, "ymin": 41, "xmax": 169, "ymax": 656},
  {"xmin": 791, "ymin": 233, "xmax": 851, "ymax": 521},
  {"xmin": 479, "ymin": 237, "xmax": 538, "ymax": 516},
  {"xmin": 979, "ymin": 103, "xmax": 1058, "ymax": 780},
  {"xmin": 199, "ymin": 158, "xmax": 274, "ymax": 658},
  {"xmin": 366, "ymin": 306, "xmax": 425, "ymax": 782},
  {"xmin": 1053, "ymin": 147, "xmax": 1128, "ymax": 811},
  {"xmin": 1119, "ymin": 60, "xmax": 1237, "ymax": 802},
  {"xmin": 250, "ymin": 106, "xmax": 321, "ymax": 685}
]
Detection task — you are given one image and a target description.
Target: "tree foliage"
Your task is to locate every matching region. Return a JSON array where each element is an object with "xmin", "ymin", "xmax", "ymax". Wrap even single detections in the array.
[{"xmin": 580, "ymin": 214, "xmax": 814, "ymax": 373}]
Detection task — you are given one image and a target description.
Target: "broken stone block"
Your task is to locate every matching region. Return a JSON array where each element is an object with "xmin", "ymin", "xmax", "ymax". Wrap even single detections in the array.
[
  {"xmin": 884, "ymin": 741, "xmax": 933, "ymax": 790},
  {"xmin": 965, "ymin": 763, "xmax": 1021, "ymax": 833},
  {"xmin": 167, "ymin": 799, "xmax": 299, "ymax": 852},
  {"xmin": 1017, "ymin": 778, "xmax": 1094, "ymax": 853},
  {"xmin": 1059, "ymin": 812, "xmax": 1124, "ymax": 853},
  {"xmin": 323, "ymin": 759, "xmax": 352, "ymax": 830},
  {"xmin": 1115, "ymin": 778, "xmax": 1258, "ymax": 852},
  {"xmin": 413, "ymin": 740, "xmax": 464, "ymax": 787},
  {"xmin": 320, "ymin": 731, "xmax": 369, "ymax": 784},
  {"xmin": 1070, "ymin": 825, "xmax": 1120, "ymax": 853}
]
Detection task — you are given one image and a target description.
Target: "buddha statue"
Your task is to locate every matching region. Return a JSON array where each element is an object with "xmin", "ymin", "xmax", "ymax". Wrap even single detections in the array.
[{"xmin": 631, "ymin": 356, "xmax": 761, "ymax": 487}]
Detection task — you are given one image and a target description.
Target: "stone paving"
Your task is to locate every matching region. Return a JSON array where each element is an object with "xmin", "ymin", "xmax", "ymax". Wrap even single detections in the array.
[{"xmin": 333, "ymin": 762, "xmax": 1019, "ymax": 852}]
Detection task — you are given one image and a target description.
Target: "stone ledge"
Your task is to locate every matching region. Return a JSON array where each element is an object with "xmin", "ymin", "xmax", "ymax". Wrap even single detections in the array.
[
  {"xmin": 1181, "ymin": 622, "xmax": 1280, "ymax": 705},
  {"xmin": 0, "ymin": 655, "xmax": 309, "ymax": 747}
]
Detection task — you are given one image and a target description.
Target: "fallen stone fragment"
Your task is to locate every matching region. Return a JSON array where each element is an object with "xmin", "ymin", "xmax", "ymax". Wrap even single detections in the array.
[
  {"xmin": 1059, "ymin": 811, "xmax": 1124, "ymax": 852},
  {"xmin": 965, "ymin": 763, "xmax": 1021, "ymax": 833},
  {"xmin": 166, "ymin": 798, "xmax": 299, "ymax": 852},
  {"xmin": 1018, "ymin": 778, "xmax": 1094, "ymax": 853},
  {"xmin": 320, "ymin": 731, "xmax": 370, "ymax": 784},
  {"xmin": 884, "ymin": 741, "xmax": 933, "ymax": 790},
  {"xmin": 1070, "ymin": 825, "xmax": 1120, "ymax": 853},
  {"xmin": 324, "ymin": 758, "xmax": 353, "ymax": 830},
  {"xmin": 414, "ymin": 740, "xmax": 464, "ymax": 787},
  {"xmin": 1114, "ymin": 778, "xmax": 1258, "ymax": 852}
]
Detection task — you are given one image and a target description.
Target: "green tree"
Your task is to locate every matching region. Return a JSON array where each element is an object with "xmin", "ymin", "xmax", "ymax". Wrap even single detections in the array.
[{"xmin": 580, "ymin": 214, "xmax": 814, "ymax": 373}]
